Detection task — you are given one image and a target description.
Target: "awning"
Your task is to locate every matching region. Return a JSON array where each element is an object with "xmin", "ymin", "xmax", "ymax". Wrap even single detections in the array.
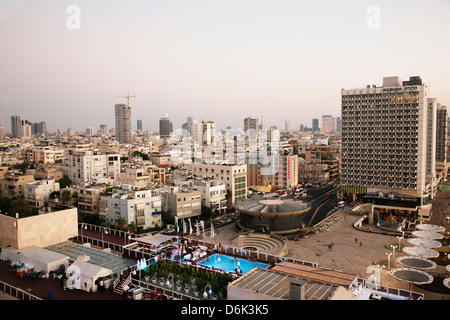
[{"xmin": 130, "ymin": 234, "xmax": 176, "ymax": 246}]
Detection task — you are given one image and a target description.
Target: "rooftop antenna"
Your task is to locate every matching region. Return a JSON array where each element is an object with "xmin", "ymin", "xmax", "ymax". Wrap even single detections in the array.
[{"xmin": 114, "ymin": 93, "xmax": 136, "ymax": 106}]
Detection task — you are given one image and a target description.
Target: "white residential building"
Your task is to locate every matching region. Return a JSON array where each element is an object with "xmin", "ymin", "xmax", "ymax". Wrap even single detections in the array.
[
  {"xmin": 99, "ymin": 185, "xmax": 162, "ymax": 230},
  {"xmin": 24, "ymin": 179, "xmax": 60, "ymax": 208},
  {"xmin": 68, "ymin": 148, "xmax": 121, "ymax": 185}
]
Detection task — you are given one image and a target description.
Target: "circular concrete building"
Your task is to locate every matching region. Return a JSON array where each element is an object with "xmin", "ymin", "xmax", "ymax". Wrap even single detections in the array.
[{"xmin": 234, "ymin": 197, "xmax": 311, "ymax": 235}]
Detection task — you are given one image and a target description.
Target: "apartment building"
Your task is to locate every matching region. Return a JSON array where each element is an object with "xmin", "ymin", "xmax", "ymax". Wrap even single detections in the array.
[
  {"xmin": 99, "ymin": 185, "xmax": 162, "ymax": 230},
  {"xmin": 341, "ymin": 76, "xmax": 432, "ymax": 222},
  {"xmin": 118, "ymin": 165, "xmax": 150, "ymax": 187},
  {"xmin": 33, "ymin": 167, "xmax": 64, "ymax": 182},
  {"xmin": 162, "ymin": 187, "xmax": 202, "ymax": 220},
  {"xmin": 261, "ymin": 154, "xmax": 299, "ymax": 190},
  {"xmin": 77, "ymin": 185, "xmax": 106, "ymax": 216},
  {"xmin": 68, "ymin": 148, "xmax": 121, "ymax": 185},
  {"xmin": 32, "ymin": 146, "xmax": 65, "ymax": 164},
  {"xmin": 0, "ymin": 172, "xmax": 35, "ymax": 198},
  {"xmin": 305, "ymin": 146, "xmax": 340, "ymax": 181},
  {"xmin": 299, "ymin": 161, "xmax": 330, "ymax": 184},
  {"xmin": 24, "ymin": 179, "xmax": 60, "ymax": 208},
  {"xmin": 191, "ymin": 179, "xmax": 227, "ymax": 211},
  {"xmin": 188, "ymin": 163, "xmax": 247, "ymax": 203}
]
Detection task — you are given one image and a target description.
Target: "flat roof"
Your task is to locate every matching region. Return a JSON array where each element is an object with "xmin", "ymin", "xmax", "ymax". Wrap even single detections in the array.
[
  {"xmin": 271, "ymin": 262, "xmax": 358, "ymax": 287},
  {"xmin": 45, "ymin": 241, "xmax": 136, "ymax": 274},
  {"xmin": 228, "ymin": 267, "xmax": 339, "ymax": 300}
]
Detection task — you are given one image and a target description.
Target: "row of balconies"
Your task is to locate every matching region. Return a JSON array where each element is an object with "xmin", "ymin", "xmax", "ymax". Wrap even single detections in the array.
[{"xmin": 341, "ymin": 180, "xmax": 418, "ymax": 190}]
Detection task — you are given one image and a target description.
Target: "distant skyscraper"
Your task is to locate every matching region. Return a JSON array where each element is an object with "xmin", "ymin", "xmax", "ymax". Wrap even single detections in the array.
[
  {"xmin": 86, "ymin": 127, "xmax": 94, "ymax": 136},
  {"xmin": 137, "ymin": 119, "xmax": 142, "ymax": 131},
  {"xmin": 322, "ymin": 115, "xmax": 334, "ymax": 133},
  {"xmin": 436, "ymin": 104, "xmax": 448, "ymax": 177},
  {"xmin": 182, "ymin": 117, "xmax": 193, "ymax": 137},
  {"xmin": 312, "ymin": 118, "xmax": 319, "ymax": 133},
  {"xmin": 115, "ymin": 104, "xmax": 132, "ymax": 144},
  {"xmin": 159, "ymin": 114, "xmax": 171, "ymax": 138},
  {"xmin": 67, "ymin": 128, "xmax": 75, "ymax": 137},
  {"xmin": 336, "ymin": 117, "xmax": 341, "ymax": 133},
  {"xmin": 11, "ymin": 115, "xmax": 22, "ymax": 138},
  {"xmin": 100, "ymin": 124, "xmax": 108, "ymax": 134},
  {"xmin": 0, "ymin": 127, "xmax": 4, "ymax": 139},
  {"xmin": 244, "ymin": 117, "xmax": 259, "ymax": 132},
  {"xmin": 285, "ymin": 119, "xmax": 290, "ymax": 132}
]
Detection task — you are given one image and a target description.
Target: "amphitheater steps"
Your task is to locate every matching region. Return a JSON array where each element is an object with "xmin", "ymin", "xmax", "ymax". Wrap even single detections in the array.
[{"xmin": 232, "ymin": 234, "xmax": 288, "ymax": 256}]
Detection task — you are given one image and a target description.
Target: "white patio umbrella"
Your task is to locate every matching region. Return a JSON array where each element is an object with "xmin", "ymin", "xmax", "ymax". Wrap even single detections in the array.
[
  {"xmin": 443, "ymin": 278, "xmax": 450, "ymax": 290},
  {"xmin": 415, "ymin": 224, "xmax": 446, "ymax": 233},
  {"xmin": 411, "ymin": 231, "xmax": 444, "ymax": 240},
  {"xmin": 402, "ymin": 246, "xmax": 440, "ymax": 259},
  {"xmin": 407, "ymin": 238, "xmax": 442, "ymax": 249}
]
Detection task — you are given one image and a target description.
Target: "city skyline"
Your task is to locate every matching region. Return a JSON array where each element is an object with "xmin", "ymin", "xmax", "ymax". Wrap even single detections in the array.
[{"xmin": 1, "ymin": 1, "xmax": 450, "ymax": 132}]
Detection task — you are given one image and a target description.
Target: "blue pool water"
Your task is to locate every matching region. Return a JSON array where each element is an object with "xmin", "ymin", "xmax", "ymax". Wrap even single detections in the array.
[{"xmin": 198, "ymin": 253, "xmax": 269, "ymax": 274}]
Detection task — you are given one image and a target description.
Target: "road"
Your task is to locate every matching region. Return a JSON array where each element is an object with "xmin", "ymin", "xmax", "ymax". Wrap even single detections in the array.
[{"xmin": 297, "ymin": 183, "xmax": 340, "ymax": 228}]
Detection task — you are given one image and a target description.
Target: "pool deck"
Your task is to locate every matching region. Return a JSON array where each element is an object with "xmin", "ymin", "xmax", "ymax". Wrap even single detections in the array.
[{"xmin": 198, "ymin": 253, "xmax": 269, "ymax": 274}]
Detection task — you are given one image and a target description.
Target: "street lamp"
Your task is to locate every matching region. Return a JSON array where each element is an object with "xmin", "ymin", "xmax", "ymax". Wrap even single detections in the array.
[
  {"xmin": 166, "ymin": 274, "xmax": 174, "ymax": 288},
  {"xmin": 386, "ymin": 252, "xmax": 392, "ymax": 270},
  {"xmin": 203, "ymin": 284, "xmax": 212, "ymax": 300},
  {"xmin": 390, "ymin": 245, "xmax": 398, "ymax": 260},
  {"xmin": 102, "ymin": 228, "xmax": 108, "ymax": 242},
  {"xmin": 397, "ymin": 236, "xmax": 403, "ymax": 250}
]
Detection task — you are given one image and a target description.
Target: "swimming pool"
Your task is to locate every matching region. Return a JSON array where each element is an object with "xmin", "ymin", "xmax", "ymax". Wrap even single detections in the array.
[{"xmin": 198, "ymin": 253, "xmax": 269, "ymax": 274}]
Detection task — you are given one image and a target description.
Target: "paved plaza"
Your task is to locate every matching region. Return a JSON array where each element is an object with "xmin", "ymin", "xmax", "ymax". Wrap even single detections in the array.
[{"xmin": 205, "ymin": 204, "xmax": 450, "ymax": 300}]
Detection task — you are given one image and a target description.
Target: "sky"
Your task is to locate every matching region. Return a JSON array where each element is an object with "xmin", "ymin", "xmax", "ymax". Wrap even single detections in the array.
[{"xmin": 1, "ymin": 0, "xmax": 450, "ymax": 133}]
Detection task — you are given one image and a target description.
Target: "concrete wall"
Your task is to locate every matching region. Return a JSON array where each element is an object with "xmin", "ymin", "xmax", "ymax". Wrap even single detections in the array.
[{"xmin": 0, "ymin": 208, "xmax": 78, "ymax": 249}]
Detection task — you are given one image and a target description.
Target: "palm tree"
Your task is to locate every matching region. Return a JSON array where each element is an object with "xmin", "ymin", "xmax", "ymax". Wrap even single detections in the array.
[
  {"xmin": 115, "ymin": 216, "xmax": 127, "ymax": 231},
  {"xmin": 226, "ymin": 189, "xmax": 233, "ymax": 210},
  {"xmin": 127, "ymin": 221, "xmax": 136, "ymax": 233}
]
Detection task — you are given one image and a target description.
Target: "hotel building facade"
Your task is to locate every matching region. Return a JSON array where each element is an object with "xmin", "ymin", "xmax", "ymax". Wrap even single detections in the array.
[{"xmin": 340, "ymin": 76, "xmax": 433, "ymax": 222}]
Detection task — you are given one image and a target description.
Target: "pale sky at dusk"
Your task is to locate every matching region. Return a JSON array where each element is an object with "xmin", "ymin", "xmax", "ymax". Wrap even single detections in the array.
[{"xmin": 1, "ymin": 0, "xmax": 450, "ymax": 133}]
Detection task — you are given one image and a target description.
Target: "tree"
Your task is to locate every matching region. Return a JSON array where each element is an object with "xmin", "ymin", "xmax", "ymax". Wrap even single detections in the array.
[
  {"xmin": 116, "ymin": 216, "xmax": 127, "ymax": 231},
  {"xmin": 61, "ymin": 190, "xmax": 72, "ymax": 204},
  {"xmin": 58, "ymin": 176, "xmax": 73, "ymax": 189},
  {"xmin": 127, "ymin": 221, "xmax": 136, "ymax": 233},
  {"xmin": 226, "ymin": 189, "xmax": 233, "ymax": 210},
  {"xmin": 9, "ymin": 198, "xmax": 33, "ymax": 218}
]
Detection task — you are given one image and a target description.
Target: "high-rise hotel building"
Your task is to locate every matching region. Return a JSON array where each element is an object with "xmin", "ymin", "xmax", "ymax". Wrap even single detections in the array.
[{"xmin": 340, "ymin": 76, "xmax": 433, "ymax": 221}]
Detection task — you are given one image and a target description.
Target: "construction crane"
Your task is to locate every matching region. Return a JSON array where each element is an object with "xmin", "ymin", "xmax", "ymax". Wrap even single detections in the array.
[{"xmin": 114, "ymin": 93, "xmax": 135, "ymax": 106}]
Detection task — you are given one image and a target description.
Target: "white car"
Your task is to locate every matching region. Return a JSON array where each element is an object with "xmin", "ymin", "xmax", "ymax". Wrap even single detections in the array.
[{"xmin": 338, "ymin": 201, "xmax": 346, "ymax": 208}]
